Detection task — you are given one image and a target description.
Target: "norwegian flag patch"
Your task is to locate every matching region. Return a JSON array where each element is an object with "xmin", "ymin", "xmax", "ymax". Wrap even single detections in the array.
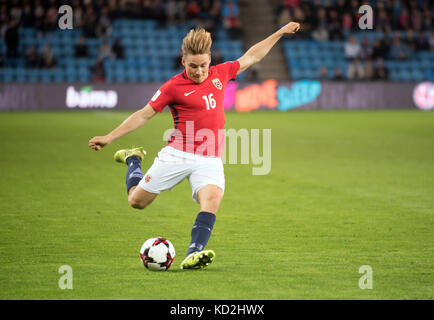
[{"xmin": 212, "ymin": 78, "xmax": 223, "ymax": 90}]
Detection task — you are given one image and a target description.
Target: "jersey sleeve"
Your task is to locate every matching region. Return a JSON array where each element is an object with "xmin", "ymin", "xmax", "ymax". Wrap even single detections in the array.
[
  {"xmin": 216, "ymin": 60, "xmax": 241, "ymax": 83},
  {"xmin": 147, "ymin": 80, "xmax": 173, "ymax": 112}
]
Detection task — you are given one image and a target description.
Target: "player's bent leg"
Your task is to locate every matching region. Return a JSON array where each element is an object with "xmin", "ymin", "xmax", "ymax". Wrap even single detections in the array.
[
  {"xmin": 180, "ymin": 185, "xmax": 223, "ymax": 270},
  {"xmin": 128, "ymin": 185, "xmax": 158, "ymax": 210},
  {"xmin": 197, "ymin": 184, "xmax": 224, "ymax": 215}
]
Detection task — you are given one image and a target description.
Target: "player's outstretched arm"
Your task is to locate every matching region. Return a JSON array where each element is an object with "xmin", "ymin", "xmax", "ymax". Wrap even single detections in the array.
[
  {"xmin": 237, "ymin": 21, "xmax": 300, "ymax": 74},
  {"xmin": 88, "ymin": 104, "xmax": 157, "ymax": 151}
]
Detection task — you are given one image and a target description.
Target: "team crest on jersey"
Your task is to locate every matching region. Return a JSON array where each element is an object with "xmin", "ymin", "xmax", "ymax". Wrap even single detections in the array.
[
  {"xmin": 212, "ymin": 78, "xmax": 223, "ymax": 90},
  {"xmin": 144, "ymin": 174, "xmax": 152, "ymax": 183}
]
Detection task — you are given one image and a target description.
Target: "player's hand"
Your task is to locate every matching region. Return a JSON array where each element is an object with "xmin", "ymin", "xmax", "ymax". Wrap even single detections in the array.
[
  {"xmin": 88, "ymin": 135, "xmax": 111, "ymax": 151},
  {"xmin": 280, "ymin": 21, "xmax": 301, "ymax": 34}
]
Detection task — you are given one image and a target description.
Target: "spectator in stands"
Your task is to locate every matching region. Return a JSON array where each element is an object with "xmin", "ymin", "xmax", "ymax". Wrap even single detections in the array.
[
  {"xmin": 194, "ymin": 17, "xmax": 214, "ymax": 39},
  {"xmin": 319, "ymin": 66, "xmax": 329, "ymax": 80},
  {"xmin": 195, "ymin": 6, "xmax": 217, "ymax": 38},
  {"xmin": 292, "ymin": 5, "xmax": 306, "ymax": 28},
  {"xmin": 112, "ymin": 38, "xmax": 124, "ymax": 59},
  {"xmin": 391, "ymin": 0, "xmax": 403, "ymax": 27},
  {"xmin": 344, "ymin": 35, "xmax": 361, "ymax": 60},
  {"xmin": 362, "ymin": 58, "xmax": 375, "ymax": 81},
  {"xmin": 349, "ymin": 0, "xmax": 360, "ymax": 13},
  {"xmin": 21, "ymin": 4, "xmax": 34, "ymax": 27},
  {"xmin": 186, "ymin": 0, "xmax": 201, "ymax": 20},
  {"xmin": 429, "ymin": 32, "xmax": 434, "ymax": 51},
  {"xmin": 371, "ymin": 38, "xmax": 388, "ymax": 59},
  {"xmin": 222, "ymin": 0, "xmax": 242, "ymax": 39},
  {"xmin": 347, "ymin": 58, "xmax": 364, "ymax": 80},
  {"xmin": 292, "ymin": 2, "xmax": 312, "ymax": 35},
  {"xmin": 335, "ymin": 0, "xmax": 348, "ymax": 17},
  {"xmin": 155, "ymin": 1, "xmax": 168, "ymax": 34},
  {"xmin": 98, "ymin": 41, "xmax": 112, "ymax": 60},
  {"xmin": 311, "ymin": 7, "xmax": 329, "ymax": 42},
  {"xmin": 389, "ymin": 34, "xmax": 410, "ymax": 60},
  {"xmin": 398, "ymin": 8, "xmax": 410, "ymax": 30},
  {"xmin": 176, "ymin": 0, "xmax": 188, "ymax": 23},
  {"xmin": 359, "ymin": 37, "xmax": 373, "ymax": 61},
  {"xmin": 34, "ymin": 0, "xmax": 45, "ymax": 34},
  {"xmin": 209, "ymin": 0, "xmax": 222, "ymax": 28},
  {"xmin": 314, "ymin": 7, "xmax": 327, "ymax": 31},
  {"xmin": 415, "ymin": 31, "xmax": 429, "ymax": 51},
  {"xmin": 278, "ymin": 8, "xmax": 292, "ymax": 29},
  {"xmin": 196, "ymin": 1, "xmax": 216, "ymax": 35},
  {"xmin": 341, "ymin": 12, "xmax": 352, "ymax": 38},
  {"xmin": 410, "ymin": 2, "xmax": 423, "ymax": 31},
  {"xmin": 199, "ymin": 0, "xmax": 213, "ymax": 19},
  {"xmin": 422, "ymin": 8, "xmax": 432, "ymax": 31},
  {"xmin": 211, "ymin": 49, "xmax": 223, "ymax": 66},
  {"xmin": 376, "ymin": 9, "xmax": 392, "ymax": 33},
  {"xmin": 0, "ymin": 5, "xmax": 7, "ymax": 27},
  {"xmin": 382, "ymin": 30, "xmax": 394, "ymax": 52},
  {"xmin": 39, "ymin": 44, "xmax": 56, "ymax": 68},
  {"xmin": 116, "ymin": 0, "xmax": 130, "ymax": 18},
  {"xmin": 5, "ymin": 19, "xmax": 19, "ymax": 58},
  {"xmin": 166, "ymin": 0, "xmax": 177, "ymax": 24},
  {"xmin": 140, "ymin": 0, "xmax": 153, "ymax": 19},
  {"xmin": 83, "ymin": 4, "xmax": 98, "ymax": 37},
  {"xmin": 91, "ymin": 59, "xmax": 105, "ymax": 83},
  {"xmin": 96, "ymin": 6, "xmax": 112, "ymax": 39},
  {"xmin": 332, "ymin": 67, "xmax": 345, "ymax": 81},
  {"xmin": 25, "ymin": 45, "xmax": 39, "ymax": 68},
  {"xmin": 44, "ymin": 3, "xmax": 58, "ymax": 31},
  {"xmin": 73, "ymin": 3, "xmax": 84, "ymax": 28},
  {"xmin": 405, "ymin": 29, "xmax": 417, "ymax": 53},
  {"xmin": 349, "ymin": 0, "xmax": 361, "ymax": 25},
  {"xmin": 3, "ymin": 0, "xmax": 432, "ymax": 84},
  {"xmin": 327, "ymin": 9, "xmax": 342, "ymax": 40},
  {"xmin": 312, "ymin": 25, "xmax": 329, "ymax": 42},
  {"xmin": 9, "ymin": 3, "xmax": 22, "ymax": 22},
  {"xmin": 374, "ymin": 58, "xmax": 389, "ymax": 80},
  {"xmin": 284, "ymin": 0, "xmax": 301, "ymax": 8},
  {"xmin": 328, "ymin": 19, "xmax": 343, "ymax": 41},
  {"xmin": 75, "ymin": 36, "xmax": 88, "ymax": 58}
]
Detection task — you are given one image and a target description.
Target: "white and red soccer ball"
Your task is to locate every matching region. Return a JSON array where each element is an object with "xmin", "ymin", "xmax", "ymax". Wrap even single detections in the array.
[{"xmin": 140, "ymin": 237, "xmax": 175, "ymax": 271}]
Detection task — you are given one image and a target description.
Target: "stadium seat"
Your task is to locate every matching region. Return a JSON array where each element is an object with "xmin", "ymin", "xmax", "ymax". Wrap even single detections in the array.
[
  {"xmin": 53, "ymin": 69, "xmax": 65, "ymax": 83},
  {"xmin": 26, "ymin": 70, "xmax": 39, "ymax": 83}
]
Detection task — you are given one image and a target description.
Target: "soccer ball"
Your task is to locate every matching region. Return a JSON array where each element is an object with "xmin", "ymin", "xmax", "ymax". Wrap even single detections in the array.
[{"xmin": 140, "ymin": 237, "xmax": 176, "ymax": 271}]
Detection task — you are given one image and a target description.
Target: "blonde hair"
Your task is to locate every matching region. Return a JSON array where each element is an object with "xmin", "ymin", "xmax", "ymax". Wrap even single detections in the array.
[{"xmin": 181, "ymin": 28, "xmax": 212, "ymax": 56}]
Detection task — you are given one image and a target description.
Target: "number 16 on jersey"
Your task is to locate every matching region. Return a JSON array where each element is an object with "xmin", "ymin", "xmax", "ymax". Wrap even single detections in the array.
[{"xmin": 202, "ymin": 94, "xmax": 216, "ymax": 110}]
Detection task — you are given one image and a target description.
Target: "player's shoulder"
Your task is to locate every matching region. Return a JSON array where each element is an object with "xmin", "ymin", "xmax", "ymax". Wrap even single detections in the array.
[
  {"xmin": 213, "ymin": 60, "xmax": 240, "ymax": 73},
  {"xmin": 215, "ymin": 60, "xmax": 239, "ymax": 68},
  {"xmin": 169, "ymin": 70, "xmax": 189, "ymax": 83},
  {"xmin": 158, "ymin": 71, "xmax": 193, "ymax": 98},
  {"xmin": 158, "ymin": 72, "xmax": 181, "ymax": 91}
]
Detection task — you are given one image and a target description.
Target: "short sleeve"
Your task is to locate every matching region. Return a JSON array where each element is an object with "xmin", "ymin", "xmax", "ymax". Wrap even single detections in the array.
[
  {"xmin": 216, "ymin": 60, "xmax": 240, "ymax": 83},
  {"xmin": 147, "ymin": 80, "xmax": 173, "ymax": 112}
]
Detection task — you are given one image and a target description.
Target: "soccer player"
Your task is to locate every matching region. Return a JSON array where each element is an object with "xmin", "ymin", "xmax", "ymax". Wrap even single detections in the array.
[{"xmin": 89, "ymin": 21, "xmax": 300, "ymax": 269}]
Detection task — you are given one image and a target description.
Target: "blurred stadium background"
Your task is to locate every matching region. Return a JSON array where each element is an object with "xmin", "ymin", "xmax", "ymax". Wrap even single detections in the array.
[{"xmin": 0, "ymin": 0, "xmax": 432, "ymax": 90}]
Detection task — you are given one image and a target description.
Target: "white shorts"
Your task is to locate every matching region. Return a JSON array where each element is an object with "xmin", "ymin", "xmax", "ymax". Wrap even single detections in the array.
[{"xmin": 138, "ymin": 146, "xmax": 225, "ymax": 203}]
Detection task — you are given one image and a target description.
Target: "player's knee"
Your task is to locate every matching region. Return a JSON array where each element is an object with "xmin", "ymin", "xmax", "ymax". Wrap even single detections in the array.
[
  {"xmin": 207, "ymin": 194, "xmax": 222, "ymax": 206},
  {"xmin": 128, "ymin": 197, "xmax": 147, "ymax": 210},
  {"xmin": 200, "ymin": 192, "xmax": 223, "ymax": 212},
  {"xmin": 206, "ymin": 190, "xmax": 223, "ymax": 203}
]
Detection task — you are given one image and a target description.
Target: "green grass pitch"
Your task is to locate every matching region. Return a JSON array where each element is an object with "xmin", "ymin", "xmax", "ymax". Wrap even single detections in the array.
[{"xmin": 0, "ymin": 110, "xmax": 433, "ymax": 299}]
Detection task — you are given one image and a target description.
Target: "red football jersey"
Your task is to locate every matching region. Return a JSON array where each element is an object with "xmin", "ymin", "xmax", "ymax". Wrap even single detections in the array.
[{"xmin": 148, "ymin": 60, "xmax": 240, "ymax": 158}]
